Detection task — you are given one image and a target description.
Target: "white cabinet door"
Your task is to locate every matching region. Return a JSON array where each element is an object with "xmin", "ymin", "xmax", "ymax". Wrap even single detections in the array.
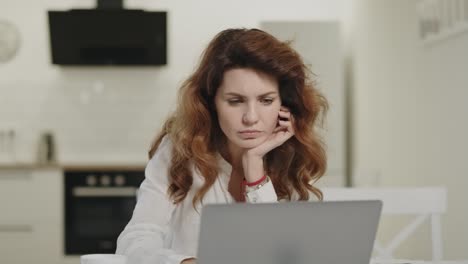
[
  {"xmin": 0, "ymin": 221, "xmax": 61, "ymax": 264},
  {"xmin": 0, "ymin": 170, "xmax": 36, "ymax": 222},
  {"xmin": 0, "ymin": 168, "xmax": 62, "ymax": 264},
  {"xmin": 0, "ymin": 226, "xmax": 36, "ymax": 264},
  {"xmin": 0, "ymin": 168, "xmax": 62, "ymax": 221}
]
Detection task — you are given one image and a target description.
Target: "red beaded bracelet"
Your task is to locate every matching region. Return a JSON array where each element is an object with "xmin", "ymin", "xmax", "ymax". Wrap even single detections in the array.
[{"xmin": 244, "ymin": 175, "xmax": 267, "ymax": 187}]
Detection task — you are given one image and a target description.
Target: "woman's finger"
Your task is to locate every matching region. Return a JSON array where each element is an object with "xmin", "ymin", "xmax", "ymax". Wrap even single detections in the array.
[
  {"xmin": 278, "ymin": 120, "xmax": 294, "ymax": 134},
  {"xmin": 278, "ymin": 110, "xmax": 291, "ymax": 119},
  {"xmin": 280, "ymin": 106, "xmax": 290, "ymax": 112}
]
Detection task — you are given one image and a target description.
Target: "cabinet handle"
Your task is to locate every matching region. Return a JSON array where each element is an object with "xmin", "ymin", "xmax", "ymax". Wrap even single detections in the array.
[
  {"xmin": 73, "ymin": 187, "xmax": 137, "ymax": 197},
  {"xmin": 0, "ymin": 173, "xmax": 33, "ymax": 181},
  {"xmin": 0, "ymin": 224, "xmax": 33, "ymax": 233}
]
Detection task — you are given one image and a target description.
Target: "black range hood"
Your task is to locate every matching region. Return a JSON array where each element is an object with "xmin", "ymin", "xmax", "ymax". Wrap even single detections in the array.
[{"xmin": 47, "ymin": 0, "xmax": 167, "ymax": 66}]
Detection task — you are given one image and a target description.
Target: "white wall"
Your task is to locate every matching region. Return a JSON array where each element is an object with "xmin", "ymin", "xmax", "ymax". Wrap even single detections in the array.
[
  {"xmin": 351, "ymin": 0, "xmax": 468, "ymax": 259},
  {"xmin": 0, "ymin": 0, "xmax": 347, "ymax": 165}
]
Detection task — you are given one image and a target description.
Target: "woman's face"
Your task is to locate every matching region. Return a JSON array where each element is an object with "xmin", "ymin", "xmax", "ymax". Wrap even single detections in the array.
[{"xmin": 214, "ymin": 68, "xmax": 281, "ymax": 153}]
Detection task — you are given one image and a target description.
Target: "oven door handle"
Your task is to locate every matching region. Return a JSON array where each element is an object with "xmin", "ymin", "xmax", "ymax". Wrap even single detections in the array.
[
  {"xmin": 0, "ymin": 224, "xmax": 33, "ymax": 233},
  {"xmin": 72, "ymin": 187, "xmax": 138, "ymax": 197}
]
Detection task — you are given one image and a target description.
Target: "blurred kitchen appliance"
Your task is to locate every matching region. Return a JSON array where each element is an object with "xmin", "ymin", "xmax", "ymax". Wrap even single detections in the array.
[
  {"xmin": 47, "ymin": 8, "xmax": 167, "ymax": 65},
  {"xmin": 37, "ymin": 131, "xmax": 56, "ymax": 164},
  {"xmin": 64, "ymin": 168, "xmax": 144, "ymax": 255},
  {"xmin": 0, "ymin": 129, "xmax": 17, "ymax": 163}
]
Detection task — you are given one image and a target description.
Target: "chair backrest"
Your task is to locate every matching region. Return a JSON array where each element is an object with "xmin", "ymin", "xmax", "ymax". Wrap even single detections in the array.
[{"xmin": 321, "ymin": 187, "xmax": 447, "ymax": 261}]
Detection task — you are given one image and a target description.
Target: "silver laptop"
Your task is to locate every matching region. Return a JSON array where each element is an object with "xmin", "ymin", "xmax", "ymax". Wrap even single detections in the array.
[{"xmin": 197, "ymin": 200, "xmax": 382, "ymax": 264}]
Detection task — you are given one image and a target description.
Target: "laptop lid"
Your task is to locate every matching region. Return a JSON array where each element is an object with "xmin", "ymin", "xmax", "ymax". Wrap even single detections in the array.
[{"xmin": 197, "ymin": 200, "xmax": 382, "ymax": 264}]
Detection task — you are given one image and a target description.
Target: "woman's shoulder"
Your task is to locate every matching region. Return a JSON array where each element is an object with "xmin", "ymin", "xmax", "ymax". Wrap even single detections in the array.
[
  {"xmin": 148, "ymin": 135, "xmax": 173, "ymax": 162},
  {"xmin": 145, "ymin": 135, "xmax": 174, "ymax": 184}
]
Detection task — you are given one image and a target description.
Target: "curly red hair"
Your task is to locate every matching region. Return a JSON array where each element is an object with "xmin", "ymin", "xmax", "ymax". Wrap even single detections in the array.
[{"xmin": 149, "ymin": 28, "xmax": 328, "ymax": 207}]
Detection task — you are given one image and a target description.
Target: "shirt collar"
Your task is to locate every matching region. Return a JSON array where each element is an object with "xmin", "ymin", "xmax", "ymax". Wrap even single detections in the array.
[{"xmin": 216, "ymin": 152, "xmax": 232, "ymax": 177}]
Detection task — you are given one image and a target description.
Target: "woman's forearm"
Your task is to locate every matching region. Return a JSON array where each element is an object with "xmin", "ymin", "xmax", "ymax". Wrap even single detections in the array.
[{"xmin": 242, "ymin": 153, "xmax": 265, "ymax": 183}]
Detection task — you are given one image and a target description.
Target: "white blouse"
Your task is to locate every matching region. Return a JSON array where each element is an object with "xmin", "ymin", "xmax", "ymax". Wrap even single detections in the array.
[{"xmin": 116, "ymin": 136, "xmax": 279, "ymax": 264}]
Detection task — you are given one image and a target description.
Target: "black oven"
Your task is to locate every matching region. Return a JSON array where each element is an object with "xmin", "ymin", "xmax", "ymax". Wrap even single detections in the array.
[{"xmin": 64, "ymin": 167, "xmax": 145, "ymax": 255}]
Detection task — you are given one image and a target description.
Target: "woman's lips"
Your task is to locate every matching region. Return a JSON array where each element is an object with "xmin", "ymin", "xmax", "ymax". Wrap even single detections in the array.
[{"xmin": 239, "ymin": 131, "xmax": 262, "ymax": 138}]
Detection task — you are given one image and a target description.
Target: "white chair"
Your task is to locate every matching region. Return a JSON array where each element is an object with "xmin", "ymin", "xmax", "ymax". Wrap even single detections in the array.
[{"xmin": 321, "ymin": 187, "xmax": 447, "ymax": 261}]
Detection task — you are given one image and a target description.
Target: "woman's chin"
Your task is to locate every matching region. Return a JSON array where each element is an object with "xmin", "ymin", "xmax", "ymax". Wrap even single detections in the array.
[{"xmin": 235, "ymin": 135, "xmax": 268, "ymax": 149}]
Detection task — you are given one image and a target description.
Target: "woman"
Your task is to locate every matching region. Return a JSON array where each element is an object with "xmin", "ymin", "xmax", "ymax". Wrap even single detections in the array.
[{"xmin": 116, "ymin": 28, "xmax": 328, "ymax": 264}]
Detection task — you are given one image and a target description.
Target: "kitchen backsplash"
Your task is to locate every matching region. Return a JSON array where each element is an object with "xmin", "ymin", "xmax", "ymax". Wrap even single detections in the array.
[{"xmin": 0, "ymin": 75, "xmax": 179, "ymax": 164}]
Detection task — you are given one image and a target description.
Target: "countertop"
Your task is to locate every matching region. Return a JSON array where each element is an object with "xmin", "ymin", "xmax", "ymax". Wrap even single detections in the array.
[
  {"xmin": 0, "ymin": 163, "xmax": 146, "ymax": 171},
  {"xmin": 0, "ymin": 163, "xmax": 62, "ymax": 170}
]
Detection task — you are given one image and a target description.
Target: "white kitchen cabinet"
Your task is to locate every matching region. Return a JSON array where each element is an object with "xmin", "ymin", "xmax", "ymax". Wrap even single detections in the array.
[
  {"xmin": 0, "ymin": 221, "xmax": 62, "ymax": 264},
  {"xmin": 0, "ymin": 228, "xmax": 37, "ymax": 264},
  {"xmin": 0, "ymin": 167, "xmax": 63, "ymax": 264}
]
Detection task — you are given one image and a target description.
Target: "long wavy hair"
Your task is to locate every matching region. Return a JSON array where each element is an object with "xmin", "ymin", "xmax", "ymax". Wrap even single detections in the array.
[{"xmin": 149, "ymin": 28, "xmax": 328, "ymax": 208}]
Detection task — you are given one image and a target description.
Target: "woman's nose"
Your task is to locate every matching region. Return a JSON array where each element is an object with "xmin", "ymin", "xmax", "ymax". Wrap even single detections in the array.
[{"xmin": 242, "ymin": 105, "xmax": 259, "ymax": 125}]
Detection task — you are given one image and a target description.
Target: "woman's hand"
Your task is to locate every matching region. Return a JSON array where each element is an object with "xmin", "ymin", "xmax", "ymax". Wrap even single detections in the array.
[
  {"xmin": 242, "ymin": 106, "xmax": 294, "ymax": 182},
  {"xmin": 247, "ymin": 106, "xmax": 295, "ymax": 158}
]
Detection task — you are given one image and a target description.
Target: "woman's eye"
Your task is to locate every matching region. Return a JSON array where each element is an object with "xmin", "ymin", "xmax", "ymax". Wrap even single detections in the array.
[
  {"xmin": 227, "ymin": 99, "xmax": 242, "ymax": 105},
  {"xmin": 260, "ymin": 98, "xmax": 274, "ymax": 105}
]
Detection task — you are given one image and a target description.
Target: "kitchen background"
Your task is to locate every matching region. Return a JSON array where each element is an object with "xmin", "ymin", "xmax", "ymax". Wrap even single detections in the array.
[{"xmin": 1, "ymin": 0, "xmax": 467, "ymax": 263}]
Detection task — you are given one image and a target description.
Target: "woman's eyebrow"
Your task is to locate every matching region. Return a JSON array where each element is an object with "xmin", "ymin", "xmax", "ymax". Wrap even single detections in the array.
[{"xmin": 224, "ymin": 91, "xmax": 278, "ymax": 98}]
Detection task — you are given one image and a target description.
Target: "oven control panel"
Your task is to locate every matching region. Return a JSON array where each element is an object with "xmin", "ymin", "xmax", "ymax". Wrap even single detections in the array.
[{"xmin": 65, "ymin": 169, "xmax": 144, "ymax": 188}]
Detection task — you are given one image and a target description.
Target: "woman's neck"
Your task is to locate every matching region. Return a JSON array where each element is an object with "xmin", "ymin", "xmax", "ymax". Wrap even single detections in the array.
[{"xmin": 220, "ymin": 142, "xmax": 244, "ymax": 172}]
